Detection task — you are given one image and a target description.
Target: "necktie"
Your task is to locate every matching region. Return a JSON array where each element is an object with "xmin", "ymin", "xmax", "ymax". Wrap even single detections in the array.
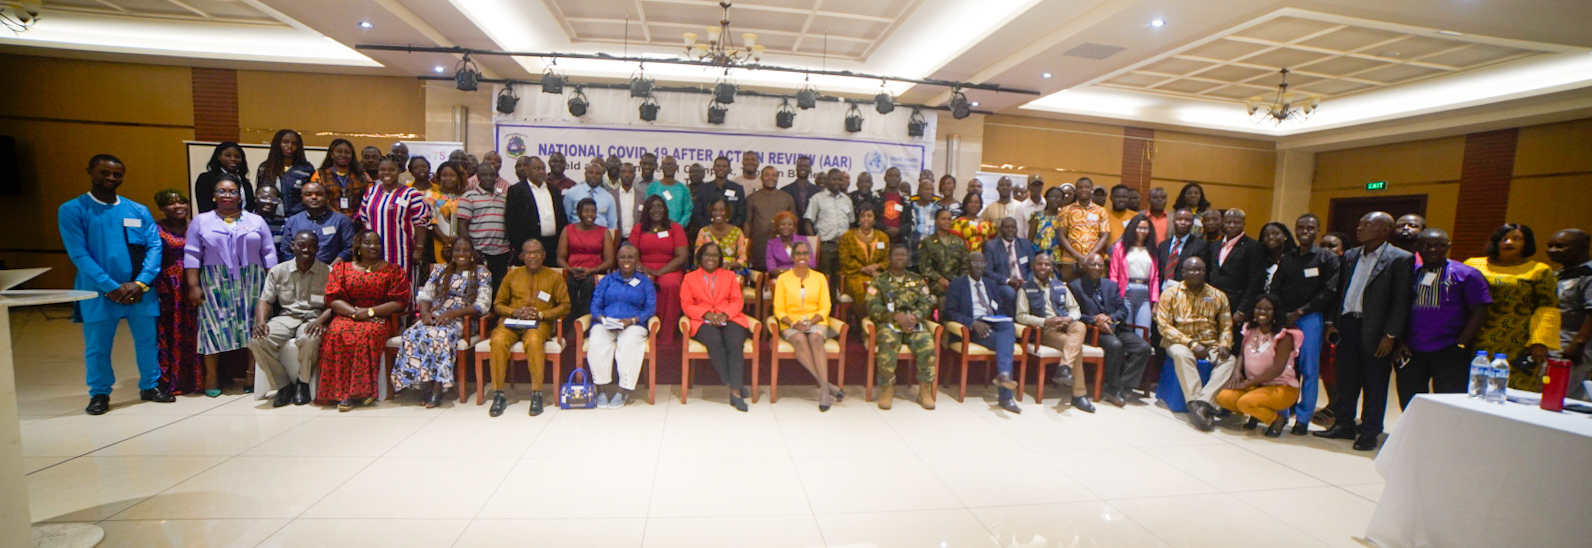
[
  {"xmin": 1165, "ymin": 238, "xmax": 1182, "ymax": 279},
  {"xmin": 974, "ymin": 280, "xmax": 993, "ymax": 315},
  {"xmin": 1007, "ymin": 241, "xmax": 1020, "ymax": 278}
]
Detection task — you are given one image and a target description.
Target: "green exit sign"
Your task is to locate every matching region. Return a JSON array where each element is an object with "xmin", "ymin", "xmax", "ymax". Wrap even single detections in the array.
[{"xmin": 1366, "ymin": 181, "xmax": 1388, "ymax": 191}]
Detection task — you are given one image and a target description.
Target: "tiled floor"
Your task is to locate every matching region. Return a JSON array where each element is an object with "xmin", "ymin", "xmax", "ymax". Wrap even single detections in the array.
[{"xmin": 13, "ymin": 308, "xmax": 1395, "ymax": 547}]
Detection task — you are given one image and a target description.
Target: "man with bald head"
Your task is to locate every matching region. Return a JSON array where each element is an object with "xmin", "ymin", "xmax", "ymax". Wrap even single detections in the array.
[
  {"xmin": 1154, "ymin": 255, "xmax": 1236, "ymax": 431},
  {"xmin": 1207, "ymin": 208, "xmax": 1261, "ymax": 324},
  {"xmin": 1546, "ymin": 228, "xmax": 1592, "ymax": 398},
  {"xmin": 1395, "ymin": 228, "xmax": 1490, "ymax": 410},
  {"xmin": 1315, "ymin": 211, "xmax": 1413, "ymax": 451}
]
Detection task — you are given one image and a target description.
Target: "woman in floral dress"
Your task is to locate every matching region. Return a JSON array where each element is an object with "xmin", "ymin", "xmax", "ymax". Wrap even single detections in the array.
[
  {"xmin": 318, "ymin": 231, "xmax": 411, "ymax": 410},
  {"xmin": 391, "ymin": 239, "xmax": 491, "ymax": 407},
  {"xmin": 1030, "ymin": 186, "xmax": 1067, "ymax": 260},
  {"xmin": 152, "ymin": 189, "xmax": 201, "ymax": 394},
  {"xmin": 694, "ymin": 198, "xmax": 749, "ymax": 276}
]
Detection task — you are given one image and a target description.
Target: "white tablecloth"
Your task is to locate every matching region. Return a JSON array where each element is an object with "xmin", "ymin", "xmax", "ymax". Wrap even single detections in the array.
[{"xmin": 1366, "ymin": 392, "xmax": 1592, "ymax": 548}]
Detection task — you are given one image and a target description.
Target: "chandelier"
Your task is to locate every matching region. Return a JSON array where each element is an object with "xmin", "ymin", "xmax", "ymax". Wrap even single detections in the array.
[
  {"xmin": 682, "ymin": 2, "xmax": 764, "ymax": 67},
  {"xmin": 1244, "ymin": 68, "xmax": 1321, "ymax": 125}
]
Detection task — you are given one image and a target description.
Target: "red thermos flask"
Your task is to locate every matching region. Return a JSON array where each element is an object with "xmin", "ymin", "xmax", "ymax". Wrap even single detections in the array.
[{"xmin": 1540, "ymin": 358, "xmax": 1571, "ymax": 412}]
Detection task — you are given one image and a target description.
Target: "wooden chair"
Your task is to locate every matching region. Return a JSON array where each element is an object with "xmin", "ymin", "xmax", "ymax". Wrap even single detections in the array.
[
  {"xmin": 742, "ymin": 270, "xmax": 766, "ymax": 318},
  {"xmin": 763, "ymin": 316, "xmax": 849, "ymax": 403},
  {"xmin": 835, "ymin": 274, "xmax": 853, "ymax": 321},
  {"xmin": 677, "ymin": 317, "xmax": 763, "ymax": 404},
  {"xmin": 1023, "ymin": 323, "xmax": 1146, "ymax": 403},
  {"xmin": 942, "ymin": 320, "xmax": 1027, "ymax": 403},
  {"xmin": 381, "ymin": 314, "xmax": 480, "ymax": 402},
  {"xmin": 470, "ymin": 314, "xmax": 568, "ymax": 404},
  {"xmin": 861, "ymin": 317, "xmax": 942, "ymax": 401},
  {"xmin": 572, "ymin": 314, "xmax": 662, "ymax": 404}
]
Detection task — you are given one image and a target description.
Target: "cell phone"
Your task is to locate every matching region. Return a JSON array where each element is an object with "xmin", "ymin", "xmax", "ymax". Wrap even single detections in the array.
[{"xmin": 1563, "ymin": 402, "xmax": 1592, "ymax": 415}]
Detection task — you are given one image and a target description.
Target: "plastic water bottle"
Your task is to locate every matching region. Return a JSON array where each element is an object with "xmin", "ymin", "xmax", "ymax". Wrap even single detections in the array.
[
  {"xmin": 1486, "ymin": 353, "xmax": 1510, "ymax": 404},
  {"xmin": 1467, "ymin": 350, "xmax": 1491, "ymax": 398}
]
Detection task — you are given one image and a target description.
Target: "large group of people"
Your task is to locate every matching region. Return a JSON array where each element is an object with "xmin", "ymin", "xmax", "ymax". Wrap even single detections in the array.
[{"xmin": 58, "ymin": 139, "xmax": 1589, "ymax": 451}]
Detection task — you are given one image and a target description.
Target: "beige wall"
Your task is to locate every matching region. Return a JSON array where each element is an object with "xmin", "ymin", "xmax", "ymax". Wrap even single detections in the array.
[
  {"xmin": 1153, "ymin": 130, "xmax": 1277, "ymax": 222},
  {"xmin": 1310, "ymin": 136, "xmax": 1465, "ymax": 234},
  {"xmin": 1509, "ymin": 118, "xmax": 1592, "ymax": 242},
  {"xmin": 237, "ymin": 69, "xmax": 427, "ymax": 153}
]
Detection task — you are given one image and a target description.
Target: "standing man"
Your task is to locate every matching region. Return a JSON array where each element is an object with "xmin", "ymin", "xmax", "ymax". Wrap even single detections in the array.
[
  {"xmin": 1314, "ymin": 212, "xmax": 1414, "ymax": 451},
  {"xmin": 1106, "ymin": 184, "xmax": 1137, "ymax": 244},
  {"xmin": 1395, "ymin": 228, "xmax": 1490, "ymax": 410},
  {"xmin": 547, "ymin": 152, "xmax": 578, "ymax": 191},
  {"xmin": 1392, "ymin": 214, "xmax": 1426, "ymax": 254},
  {"xmin": 610, "ymin": 163, "xmax": 647, "ymax": 241},
  {"xmin": 945, "ymin": 253, "xmax": 1020, "ymax": 413},
  {"xmin": 849, "ymin": 172, "xmax": 880, "ymax": 229},
  {"xmin": 59, "ymin": 154, "xmax": 174, "ymax": 414},
  {"xmin": 1546, "ymin": 229, "xmax": 1592, "ymax": 399},
  {"xmin": 745, "ymin": 165, "xmax": 795, "ymax": 271},
  {"xmin": 638, "ymin": 152, "xmax": 659, "ymax": 187},
  {"xmin": 867, "ymin": 244, "xmax": 939, "ymax": 410},
  {"xmin": 505, "ymin": 156, "xmax": 567, "ymax": 265},
  {"xmin": 1208, "ymin": 209, "xmax": 1260, "ymax": 323},
  {"xmin": 360, "ymin": 146, "xmax": 383, "ymax": 181},
  {"xmin": 1071, "ymin": 253, "xmax": 1152, "ymax": 407},
  {"xmin": 1271, "ymin": 213, "xmax": 1340, "ymax": 433},
  {"xmin": 1007, "ymin": 183, "xmax": 1041, "ymax": 239},
  {"xmin": 981, "ymin": 177, "xmax": 1015, "ymax": 224},
  {"xmin": 390, "ymin": 142, "xmax": 414, "ymax": 185},
  {"xmin": 807, "ymin": 169, "xmax": 854, "ymax": 292},
  {"xmin": 984, "ymin": 217, "xmax": 1034, "ymax": 290},
  {"xmin": 1143, "ymin": 188, "xmax": 1169, "ymax": 250},
  {"xmin": 782, "ymin": 155, "xmax": 820, "ymax": 221},
  {"xmin": 686, "ymin": 163, "xmax": 707, "ymax": 190},
  {"xmin": 602, "ymin": 154, "xmax": 623, "ymax": 192},
  {"xmin": 690, "ymin": 156, "xmax": 747, "ymax": 241},
  {"xmin": 1157, "ymin": 209, "xmax": 1209, "ymax": 288},
  {"xmin": 646, "ymin": 155, "xmax": 693, "ymax": 227},
  {"xmin": 280, "ymin": 181, "xmax": 355, "ymax": 265},
  {"xmin": 1057, "ymin": 177, "xmax": 1109, "ymax": 279},
  {"xmin": 876, "ymin": 167, "xmax": 914, "ymax": 245},
  {"xmin": 908, "ymin": 176, "xmax": 940, "ymax": 267},
  {"xmin": 487, "ymin": 240, "xmax": 571, "ymax": 417},
  {"xmin": 1155, "ymin": 256, "xmax": 1236, "ymax": 431},
  {"xmin": 562, "ymin": 158, "xmax": 617, "ymax": 231},
  {"xmin": 249, "ymin": 230, "xmax": 331, "ymax": 407},
  {"xmin": 1016, "ymin": 253, "xmax": 1090, "ymax": 410},
  {"xmin": 735, "ymin": 150, "xmax": 762, "ymax": 189},
  {"xmin": 458, "ymin": 162, "xmax": 513, "ymax": 284}
]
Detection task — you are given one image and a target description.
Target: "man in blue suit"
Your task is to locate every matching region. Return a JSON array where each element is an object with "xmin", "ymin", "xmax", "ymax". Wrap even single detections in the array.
[
  {"xmin": 58, "ymin": 154, "xmax": 175, "ymax": 415},
  {"xmin": 1070, "ymin": 253, "xmax": 1152, "ymax": 407},
  {"xmin": 985, "ymin": 217, "xmax": 1035, "ymax": 291},
  {"xmin": 945, "ymin": 253, "xmax": 1022, "ymax": 413}
]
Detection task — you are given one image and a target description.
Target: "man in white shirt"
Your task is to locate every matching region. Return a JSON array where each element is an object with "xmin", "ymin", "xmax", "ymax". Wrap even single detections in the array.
[
  {"xmin": 735, "ymin": 150, "xmax": 762, "ymax": 189},
  {"xmin": 1008, "ymin": 182, "xmax": 1042, "ymax": 238},
  {"xmin": 807, "ymin": 169, "xmax": 854, "ymax": 289},
  {"xmin": 609, "ymin": 163, "xmax": 647, "ymax": 239}
]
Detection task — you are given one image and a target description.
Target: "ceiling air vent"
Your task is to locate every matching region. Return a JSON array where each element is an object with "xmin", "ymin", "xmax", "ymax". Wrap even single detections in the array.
[{"xmin": 1063, "ymin": 43, "xmax": 1127, "ymax": 60}]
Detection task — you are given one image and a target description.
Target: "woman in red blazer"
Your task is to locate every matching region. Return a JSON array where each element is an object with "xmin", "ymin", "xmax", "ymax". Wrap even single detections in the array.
[{"xmin": 681, "ymin": 242, "xmax": 754, "ymax": 411}]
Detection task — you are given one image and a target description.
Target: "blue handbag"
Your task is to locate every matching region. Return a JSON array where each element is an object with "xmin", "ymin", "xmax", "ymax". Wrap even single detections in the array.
[{"xmin": 560, "ymin": 367, "xmax": 597, "ymax": 409}]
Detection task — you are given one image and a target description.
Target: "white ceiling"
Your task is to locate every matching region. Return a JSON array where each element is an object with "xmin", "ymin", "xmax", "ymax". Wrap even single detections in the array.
[{"xmin": 5, "ymin": 0, "xmax": 1592, "ymax": 147}]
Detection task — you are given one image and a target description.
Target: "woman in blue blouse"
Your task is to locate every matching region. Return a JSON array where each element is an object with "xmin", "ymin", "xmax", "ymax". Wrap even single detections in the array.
[{"xmin": 587, "ymin": 244, "xmax": 656, "ymax": 409}]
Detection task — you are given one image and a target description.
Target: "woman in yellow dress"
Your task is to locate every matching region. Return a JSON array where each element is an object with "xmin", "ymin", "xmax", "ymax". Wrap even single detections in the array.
[
  {"xmin": 838, "ymin": 208, "xmax": 889, "ymax": 316},
  {"xmin": 949, "ymin": 192, "xmax": 997, "ymax": 253},
  {"xmin": 1464, "ymin": 223, "xmax": 1560, "ymax": 390}
]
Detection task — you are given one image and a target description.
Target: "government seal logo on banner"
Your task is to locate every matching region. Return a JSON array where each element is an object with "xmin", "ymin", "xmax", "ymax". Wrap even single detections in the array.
[{"xmin": 505, "ymin": 134, "xmax": 528, "ymax": 158}]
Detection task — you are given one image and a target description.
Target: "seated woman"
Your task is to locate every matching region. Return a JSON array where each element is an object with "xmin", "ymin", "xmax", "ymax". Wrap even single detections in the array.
[
  {"xmin": 694, "ymin": 198, "xmax": 749, "ymax": 276},
  {"xmin": 681, "ymin": 243, "xmax": 753, "ymax": 412},
  {"xmin": 765, "ymin": 211, "xmax": 816, "ymax": 280},
  {"xmin": 587, "ymin": 244, "xmax": 656, "ymax": 409},
  {"xmin": 391, "ymin": 238, "xmax": 491, "ymax": 408},
  {"xmin": 630, "ymin": 195, "xmax": 689, "ymax": 345},
  {"xmin": 319, "ymin": 231, "xmax": 411, "ymax": 411},
  {"xmin": 558, "ymin": 198, "xmax": 615, "ymax": 324},
  {"xmin": 838, "ymin": 207, "xmax": 889, "ymax": 319},
  {"xmin": 773, "ymin": 240, "xmax": 844, "ymax": 411},
  {"xmin": 1216, "ymin": 294, "xmax": 1302, "ymax": 437}
]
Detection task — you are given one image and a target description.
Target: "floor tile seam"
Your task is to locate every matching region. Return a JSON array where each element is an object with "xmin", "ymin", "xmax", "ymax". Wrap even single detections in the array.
[
  {"xmin": 1221, "ymin": 436, "xmax": 1374, "ymax": 486},
  {"xmin": 467, "ymin": 455, "xmax": 534, "ymax": 521},
  {"xmin": 94, "ymin": 452, "xmax": 243, "ymax": 524},
  {"xmin": 1137, "ymin": 443, "xmax": 1332, "ymax": 491},
  {"xmin": 29, "ymin": 408, "xmax": 221, "ymax": 465},
  {"xmin": 1092, "ymin": 498, "xmax": 1187, "ymax": 548},
  {"xmin": 1111, "ymin": 490, "xmax": 1334, "ymax": 546},
  {"xmin": 1327, "ymin": 482, "xmax": 1382, "ymax": 503}
]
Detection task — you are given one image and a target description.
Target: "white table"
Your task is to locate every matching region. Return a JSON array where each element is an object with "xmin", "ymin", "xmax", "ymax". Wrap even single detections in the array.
[
  {"xmin": 0, "ymin": 290, "xmax": 101, "ymax": 548},
  {"xmin": 1366, "ymin": 392, "xmax": 1592, "ymax": 548}
]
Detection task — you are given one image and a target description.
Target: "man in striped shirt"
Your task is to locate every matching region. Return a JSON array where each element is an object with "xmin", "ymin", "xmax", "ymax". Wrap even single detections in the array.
[{"xmin": 459, "ymin": 162, "xmax": 512, "ymax": 286}]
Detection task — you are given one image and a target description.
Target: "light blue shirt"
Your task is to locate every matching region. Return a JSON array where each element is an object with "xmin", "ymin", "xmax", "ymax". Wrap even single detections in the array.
[
  {"xmin": 563, "ymin": 182, "xmax": 618, "ymax": 229},
  {"xmin": 58, "ymin": 193, "xmax": 162, "ymax": 321}
]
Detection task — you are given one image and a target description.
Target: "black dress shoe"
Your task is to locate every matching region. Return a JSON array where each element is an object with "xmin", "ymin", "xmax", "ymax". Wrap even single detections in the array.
[
  {"xmin": 1265, "ymin": 415, "xmax": 1288, "ymax": 438},
  {"xmin": 1053, "ymin": 367, "xmax": 1074, "ymax": 386},
  {"xmin": 1313, "ymin": 423, "xmax": 1358, "ymax": 440},
  {"xmin": 489, "ymin": 391, "xmax": 508, "ymax": 418},
  {"xmin": 1353, "ymin": 432, "xmax": 1381, "ymax": 451},
  {"xmin": 1186, "ymin": 401, "xmax": 1214, "ymax": 431},
  {"xmin": 1290, "ymin": 421, "xmax": 1310, "ymax": 436},
  {"xmin": 1122, "ymin": 391, "xmax": 1146, "ymax": 406},
  {"xmin": 271, "ymin": 387, "xmax": 293, "ymax": 408},
  {"xmin": 998, "ymin": 398, "xmax": 1022, "ymax": 414},
  {"xmin": 85, "ymin": 394, "xmax": 110, "ymax": 415},
  {"xmin": 1070, "ymin": 396, "xmax": 1096, "ymax": 413},
  {"xmin": 730, "ymin": 394, "xmax": 749, "ymax": 412},
  {"xmin": 1103, "ymin": 391, "xmax": 1126, "ymax": 408},
  {"xmin": 293, "ymin": 381, "xmax": 312, "ymax": 406},
  {"xmin": 140, "ymin": 388, "xmax": 175, "ymax": 403},
  {"xmin": 529, "ymin": 392, "xmax": 545, "ymax": 416},
  {"xmin": 994, "ymin": 372, "xmax": 1017, "ymax": 390},
  {"xmin": 1243, "ymin": 417, "xmax": 1260, "ymax": 430}
]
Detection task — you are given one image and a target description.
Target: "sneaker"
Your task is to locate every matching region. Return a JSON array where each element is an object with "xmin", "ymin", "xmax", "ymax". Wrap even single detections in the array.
[
  {"xmin": 609, "ymin": 392, "xmax": 627, "ymax": 409},
  {"xmin": 594, "ymin": 392, "xmax": 611, "ymax": 409}
]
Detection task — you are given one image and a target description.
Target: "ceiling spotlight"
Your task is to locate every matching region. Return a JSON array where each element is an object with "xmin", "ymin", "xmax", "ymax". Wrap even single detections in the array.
[
  {"xmin": 358, "ymin": 21, "xmax": 374, "ymax": 29},
  {"xmin": 496, "ymin": 84, "xmax": 519, "ymax": 115},
  {"xmin": 795, "ymin": 82, "xmax": 818, "ymax": 109},
  {"xmin": 541, "ymin": 64, "xmax": 565, "ymax": 94},
  {"xmin": 567, "ymin": 85, "xmax": 589, "ymax": 117},
  {"xmin": 948, "ymin": 88, "xmax": 971, "ymax": 120},
  {"xmin": 453, "ymin": 54, "xmax": 481, "ymax": 91},
  {"xmin": 707, "ymin": 100, "xmax": 728, "ymax": 125},
  {"xmin": 433, "ymin": 66, "xmax": 445, "ymax": 73},
  {"xmin": 1042, "ymin": 72, "xmax": 1052, "ymax": 79},
  {"xmin": 1151, "ymin": 19, "xmax": 1165, "ymax": 27},
  {"xmin": 844, "ymin": 103, "xmax": 864, "ymax": 133},
  {"xmin": 907, "ymin": 107, "xmax": 927, "ymax": 137},
  {"xmin": 639, "ymin": 95, "xmax": 660, "ymax": 122},
  {"xmin": 775, "ymin": 98, "xmax": 795, "ymax": 129},
  {"xmin": 629, "ymin": 67, "xmax": 655, "ymax": 98},
  {"xmin": 714, "ymin": 79, "xmax": 737, "ymax": 104},
  {"xmin": 874, "ymin": 89, "xmax": 896, "ymax": 115}
]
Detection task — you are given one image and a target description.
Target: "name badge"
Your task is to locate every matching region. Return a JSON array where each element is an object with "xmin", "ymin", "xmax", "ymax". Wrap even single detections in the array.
[
  {"xmin": 339, "ymin": 197, "xmax": 350, "ymax": 209},
  {"xmin": 891, "ymin": 203, "xmax": 903, "ymax": 212},
  {"xmin": 537, "ymin": 290, "xmax": 551, "ymax": 302},
  {"xmin": 1019, "ymin": 256, "xmax": 1029, "ymax": 265},
  {"xmin": 887, "ymin": 302, "xmax": 896, "ymax": 312},
  {"xmin": 663, "ymin": 191, "xmax": 673, "ymax": 200},
  {"xmin": 725, "ymin": 193, "xmax": 739, "ymax": 201},
  {"xmin": 875, "ymin": 241, "xmax": 886, "ymax": 250},
  {"xmin": 628, "ymin": 277, "xmax": 640, "ymax": 287},
  {"xmin": 123, "ymin": 218, "xmax": 142, "ymax": 228},
  {"xmin": 1087, "ymin": 213, "xmax": 1099, "ymax": 222},
  {"xmin": 310, "ymin": 294, "xmax": 325, "ymax": 305},
  {"xmin": 657, "ymin": 231, "xmax": 669, "ymax": 239},
  {"xmin": 1303, "ymin": 267, "xmax": 1319, "ymax": 278},
  {"xmin": 1420, "ymin": 272, "xmax": 1437, "ymax": 286},
  {"xmin": 321, "ymin": 226, "xmax": 337, "ymax": 236}
]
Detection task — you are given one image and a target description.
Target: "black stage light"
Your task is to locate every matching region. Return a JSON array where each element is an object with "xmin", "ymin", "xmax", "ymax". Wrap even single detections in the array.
[
  {"xmin": 639, "ymin": 96, "xmax": 660, "ymax": 122},
  {"xmin": 874, "ymin": 90, "xmax": 896, "ymax": 114},
  {"xmin": 630, "ymin": 70, "xmax": 654, "ymax": 98},
  {"xmin": 949, "ymin": 88, "xmax": 971, "ymax": 120},
  {"xmin": 796, "ymin": 84, "xmax": 818, "ymax": 109},
  {"xmin": 844, "ymin": 103, "xmax": 864, "ymax": 133},
  {"xmin": 907, "ymin": 107, "xmax": 927, "ymax": 137},
  {"xmin": 541, "ymin": 66, "xmax": 564, "ymax": 94},
  {"xmin": 775, "ymin": 98, "xmax": 795, "ymax": 129},
  {"xmin": 496, "ymin": 84, "xmax": 519, "ymax": 114},
  {"xmin": 454, "ymin": 54, "xmax": 481, "ymax": 91},
  {"xmin": 714, "ymin": 80, "xmax": 737, "ymax": 104},
  {"xmin": 567, "ymin": 86, "xmax": 589, "ymax": 117},
  {"xmin": 708, "ymin": 100, "xmax": 728, "ymax": 124}
]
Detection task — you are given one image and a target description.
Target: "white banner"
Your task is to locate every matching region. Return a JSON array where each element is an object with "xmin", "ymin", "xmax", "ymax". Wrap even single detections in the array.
[{"xmin": 493, "ymin": 122, "xmax": 931, "ymax": 181}]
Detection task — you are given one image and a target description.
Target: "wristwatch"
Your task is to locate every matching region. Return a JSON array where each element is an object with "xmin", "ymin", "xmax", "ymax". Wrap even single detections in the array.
[{"xmin": 133, "ymin": 281, "xmax": 149, "ymax": 291}]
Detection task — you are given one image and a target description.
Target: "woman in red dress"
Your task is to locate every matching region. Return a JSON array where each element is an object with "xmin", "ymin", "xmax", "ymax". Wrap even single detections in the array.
[
  {"xmin": 629, "ymin": 195, "xmax": 688, "ymax": 344},
  {"xmin": 318, "ymin": 231, "xmax": 411, "ymax": 410},
  {"xmin": 152, "ymin": 189, "xmax": 202, "ymax": 394},
  {"xmin": 557, "ymin": 198, "xmax": 615, "ymax": 323}
]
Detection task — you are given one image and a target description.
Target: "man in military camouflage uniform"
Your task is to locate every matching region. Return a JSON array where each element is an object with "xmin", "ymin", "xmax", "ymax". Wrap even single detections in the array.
[
  {"xmin": 868, "ymin": 243, "xmax": 939, "ymax": 410},
  {"xmin": 917, "ymin": 208, "xmax": 967, "ymax": 309}
]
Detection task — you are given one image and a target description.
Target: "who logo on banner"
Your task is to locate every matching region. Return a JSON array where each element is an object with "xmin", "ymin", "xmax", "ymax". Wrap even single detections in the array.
[{"xmin": 864, "ymin": 151, "xmax": 889, "ymax": 174}]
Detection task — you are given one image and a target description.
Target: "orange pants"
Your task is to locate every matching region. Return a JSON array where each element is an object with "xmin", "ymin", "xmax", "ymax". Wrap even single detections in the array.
[{"xmin": 1216, "ymin": 385, "xmax": 1300, "ymax": 424}]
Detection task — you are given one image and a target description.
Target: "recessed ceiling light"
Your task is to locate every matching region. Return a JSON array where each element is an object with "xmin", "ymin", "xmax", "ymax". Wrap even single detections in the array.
[
  {"xmin": 433, "ymin": 65, "xmax": 445, "ymax": 73},
  {"xmin": 1437, "ymin": 30, "xmax": 1464, "ymax": 36},
  {"xmin": 1042, "ymin": 72, "xmax": 1052, "ymax": 78},
  {"xmin": 970, "ymin": 101, "xmax": 980, "ymax": 107},
  {"xmin": 1150, "ymin": 19, "xmax": 1165, "ymax": 28},
  {"xmin": 359, "ymin": 21, "xmax": 374, "ymax": 29}
]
